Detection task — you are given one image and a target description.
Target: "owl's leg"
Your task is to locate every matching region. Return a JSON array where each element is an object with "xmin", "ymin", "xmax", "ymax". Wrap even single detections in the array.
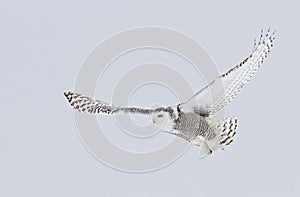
[
  {"xmin": 191, "ymin": 136, "xmax": 212, "ymax": 158},
  {"xmin": 199, "ymin": 141, "xmax": 212, "ymax": 158}
]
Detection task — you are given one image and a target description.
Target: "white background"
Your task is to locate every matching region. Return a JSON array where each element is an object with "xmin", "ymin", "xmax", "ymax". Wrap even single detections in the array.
[{"xmin": 1, "ymin": 0, "xmax": 299, "ymax": 196}]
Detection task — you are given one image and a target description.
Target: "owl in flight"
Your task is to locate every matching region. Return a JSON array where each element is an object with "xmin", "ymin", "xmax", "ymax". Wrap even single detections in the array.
[{"xmin": 64, "ymin": 29, "xmax": 275, "ymax": 158}]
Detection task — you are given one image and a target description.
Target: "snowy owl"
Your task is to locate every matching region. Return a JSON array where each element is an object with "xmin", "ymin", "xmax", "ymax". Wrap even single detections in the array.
[{"xmin": 64, "ymin": 29, "xmax": 275, "ymax": 158}]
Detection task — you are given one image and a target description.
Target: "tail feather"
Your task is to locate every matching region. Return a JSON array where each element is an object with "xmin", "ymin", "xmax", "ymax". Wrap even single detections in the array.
[{"xmin": 208, "ymin": 116, "xmax": 238, "ymax": 151}]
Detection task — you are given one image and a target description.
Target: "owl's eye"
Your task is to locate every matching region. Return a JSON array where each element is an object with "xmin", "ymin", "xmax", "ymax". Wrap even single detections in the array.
[{"xmin": 158, "ymin": 114, "xmax": 163, "ymax": 118}]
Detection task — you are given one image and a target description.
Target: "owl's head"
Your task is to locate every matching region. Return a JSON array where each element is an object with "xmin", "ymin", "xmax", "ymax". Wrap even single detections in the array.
[{"xmin": 150, "ymin": 107, "xmax": 178, "ymax": 131}]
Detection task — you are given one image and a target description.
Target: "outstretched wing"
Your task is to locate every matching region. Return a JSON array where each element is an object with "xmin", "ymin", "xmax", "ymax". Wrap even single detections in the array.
[
  {"xmin": 180, "ymin": 29, "xmax": 275, "ymax": 116},
  {"xmin": 64, "ymin": 92, "xmax": 155, "ymax": 115}
]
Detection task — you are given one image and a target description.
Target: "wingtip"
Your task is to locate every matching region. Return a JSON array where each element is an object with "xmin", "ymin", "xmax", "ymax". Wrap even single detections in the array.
[
  {"xmin": 63, "ymin": 91, "xmax": 70, "ymax": 97},
  {"xmin": 63, "ymin": 91, "xmax": 73, "ymax": 103}
]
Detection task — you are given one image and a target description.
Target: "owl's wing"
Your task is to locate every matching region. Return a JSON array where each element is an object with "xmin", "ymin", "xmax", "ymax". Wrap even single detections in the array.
[
  {"xmin": 180, "ymin": 29, "xmax": 275, "ymax": 116},
  {"xmin": 64, "ymin": 92, "xmax": 155, "ymax": 115}
]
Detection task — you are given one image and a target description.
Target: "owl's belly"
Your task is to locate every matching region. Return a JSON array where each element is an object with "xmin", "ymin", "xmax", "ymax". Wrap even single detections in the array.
[{"xmin": 175, "ymin": 112, "xmax": 216, "ymax": 141}]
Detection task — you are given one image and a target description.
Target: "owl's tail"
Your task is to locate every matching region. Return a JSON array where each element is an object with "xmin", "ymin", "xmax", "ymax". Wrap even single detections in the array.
[{"xmin": 208, "ymin": 116, "xmax": 238, "ymax": 151}]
